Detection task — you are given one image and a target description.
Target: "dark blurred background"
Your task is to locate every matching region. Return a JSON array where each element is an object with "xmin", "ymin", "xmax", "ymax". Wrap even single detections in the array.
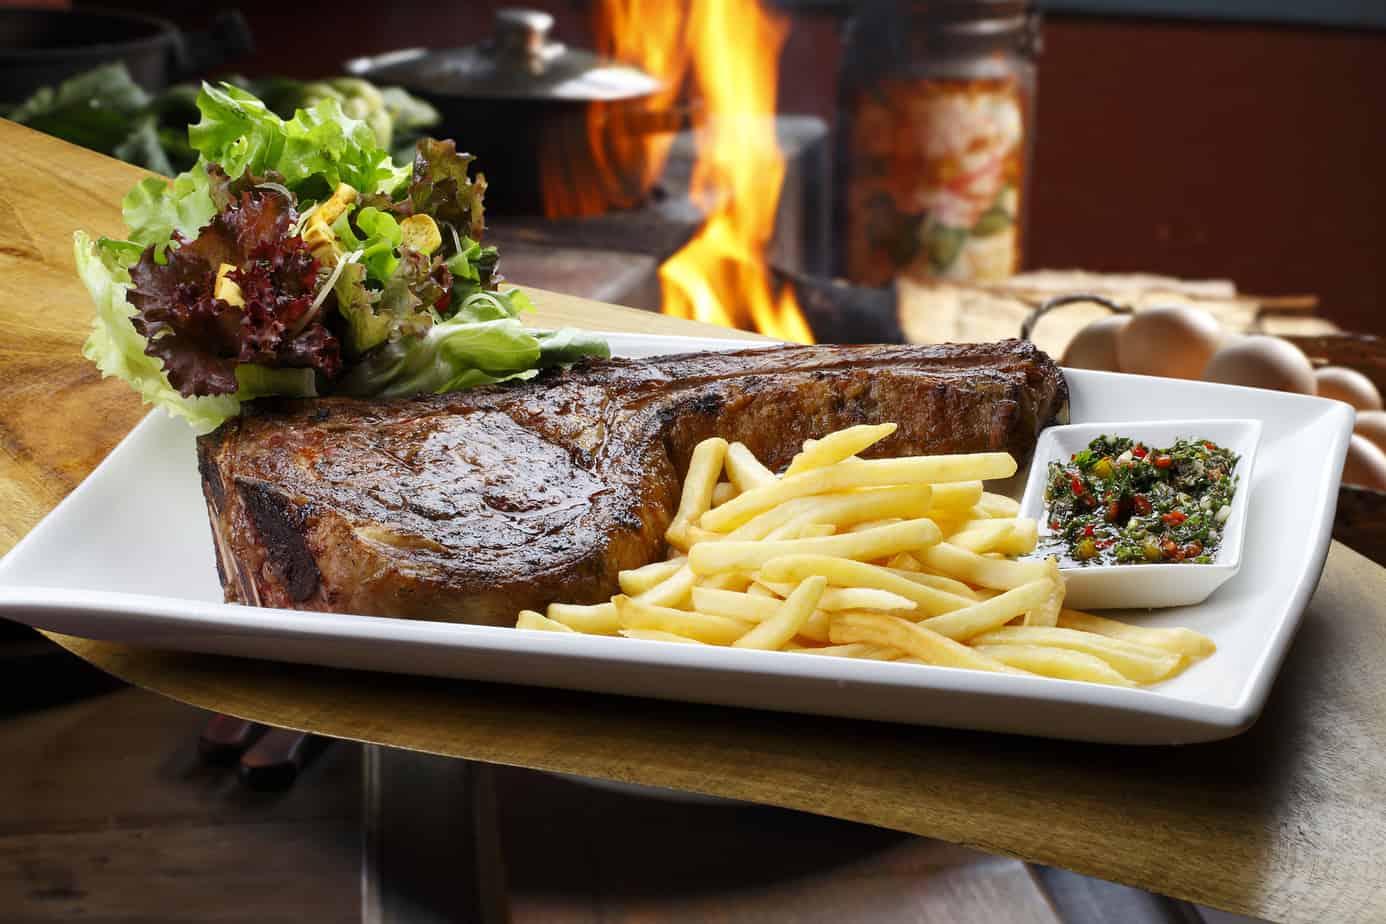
[{"xmin": 22, "ymin": 0, "xmax": 1383, "ymax": 335}]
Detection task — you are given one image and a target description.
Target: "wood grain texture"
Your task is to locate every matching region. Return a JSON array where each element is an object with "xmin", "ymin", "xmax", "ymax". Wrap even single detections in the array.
[
  {"xmin": 0, "ymin": 688, "xmax": 361, "ymax": 922},
  {"xmin": 5, "ymin": 118, "xmax": 1386, "ymax": 924}
]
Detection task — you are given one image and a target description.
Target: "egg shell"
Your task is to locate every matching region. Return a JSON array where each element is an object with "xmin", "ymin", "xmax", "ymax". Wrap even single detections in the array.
[
  {"xmin": 1314, "ymin": 366, "xmax": 1383, "ymax": 411},
  {"xmin": 1062, "ymin": 315, "xmax": 1131, "ymax": 371},
  {"xmin": 1115, "ymin": 305, "xmax": 1222, "ymax": 379},
  {"xmin": 1342, "ymin": 434, "xmax": 1386, "ymax": 492},
  {"xmin": 1353, "ymin": 410, "xmax": 1386, "ymax": 454},
  {"xmin": 1201, "ymin": 335, "xmax": 1317, "ymax": 394}
]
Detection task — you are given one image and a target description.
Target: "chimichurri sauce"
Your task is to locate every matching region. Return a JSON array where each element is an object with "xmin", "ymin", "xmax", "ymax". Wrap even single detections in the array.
[{"xmin": 1042, "ymin": 436, "xmax": 1240, "ymax": 566}]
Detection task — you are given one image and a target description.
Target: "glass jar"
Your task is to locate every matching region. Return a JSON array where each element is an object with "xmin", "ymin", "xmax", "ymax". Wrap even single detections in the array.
[{"xmin": 835, "ymin": 0, "xmax": 1040, "ymax": 285}]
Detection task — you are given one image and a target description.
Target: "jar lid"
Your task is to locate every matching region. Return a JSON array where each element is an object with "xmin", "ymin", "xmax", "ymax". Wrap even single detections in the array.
[
  {"xmin": 343, "ymin": 7, "xmax": 661, "ymax": 102},
  {"xmin": 842, "ymin": 0, "xmax": 1041, "ymax": 72}
]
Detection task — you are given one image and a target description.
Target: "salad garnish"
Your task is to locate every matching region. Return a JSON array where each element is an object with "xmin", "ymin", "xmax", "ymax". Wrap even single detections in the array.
[{"xmin": 75, "ymin": 82, "xmax": 608, "ymax": 433}]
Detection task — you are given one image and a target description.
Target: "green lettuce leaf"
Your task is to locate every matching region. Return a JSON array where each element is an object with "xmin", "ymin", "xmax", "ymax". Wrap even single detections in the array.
[
  {"xmin": 445, "ymin": 238, "xmax": 525, "ymax": 320},
  {"xmin": 535, "ymin": 327, "xmax": 612, "ymax": 365},
  {"xmin": 280, "ymin": 98, "xmax": 408, "ymax": 197},
  {"xmin": 121, "ymin": 164, "xmax": 218, "ymax": 253},
  {"xmin": 189, "ymin": 82, "xmax": 409, "ymax": 200},
  {"xmin": 337, "ymin": 313, "xmax": 606, "ymax": 399},
  {"xmin": 75, "ymin": 231, "xmax": 314, "ymax": 434},
  {"xmin": 333, "ymin": 206, "xmax": 402, "ymax": 284},
  {"xmin": 333, "ymin": 261, "xmax": 392, "ymax": 357},
  {"xmin": 187, "ymin": 83, "xmax": 285, "ymax": 179}
]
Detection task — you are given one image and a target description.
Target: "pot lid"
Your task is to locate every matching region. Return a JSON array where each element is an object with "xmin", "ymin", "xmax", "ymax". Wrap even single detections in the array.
[{"xmin": 344, "ymin": 8, "xmax": 661, "ymax": 102}]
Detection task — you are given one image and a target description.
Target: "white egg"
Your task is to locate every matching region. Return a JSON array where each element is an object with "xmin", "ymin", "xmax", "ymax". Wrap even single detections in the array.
[
  {"xmin": 1342, "ymin": 434, "xmax": 1386, "ymax": 492},
  {"xmin": 1314, "ymin": 366, "xmax": 1383, "ymax": 411},
  {"xmin": 1115, "ymin": 305, "xmax": 1222, "ymax": 379},
  {"xmin": 1201, "ymin": 335, "xmax": 1317, "ymax": 394},
  {"xmin": 1062, "ymin": 315, "xmax": 1130, "ymax": 371},
  {"xmin": 1354, "ymin": 410, "xmax": 1386, "ymax": 454}
]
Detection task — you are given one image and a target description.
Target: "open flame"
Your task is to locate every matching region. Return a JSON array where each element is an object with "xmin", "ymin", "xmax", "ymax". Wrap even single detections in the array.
[{"xmin": 590, "ymin": 0, "xmax": 813, "ymax": 343}]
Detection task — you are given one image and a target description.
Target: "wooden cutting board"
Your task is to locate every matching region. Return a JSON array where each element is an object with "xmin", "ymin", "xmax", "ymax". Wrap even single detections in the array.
[{"xmin": 4, "ymin": 118, "xmax": 1386, "ymax": 924}]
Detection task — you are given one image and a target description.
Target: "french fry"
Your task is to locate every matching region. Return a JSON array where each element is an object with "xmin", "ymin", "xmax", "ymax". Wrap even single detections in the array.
[
  {"xmin": 689, "ymin": 519, "xmax": 942, "ymax": 575},
  {"xmin": 1057, "ymin": 609, "xmax": 1217, "ymax": 661},
  {"xmin": 977, "ymin": 492, "xmax": 1022, "ymax": 517},
  {"xmin": 701, "ymin": 571, "xmax": 753, "ymax": 592},
  {"xmin": 734, "ymin": 576, "xmax": 826, "ymax": 649},
  {"xmin": 969, "ymin": 626, "xmax": 1183, "ymax": 683},
  {"xmin": 948, "ymin": 518, "xmax": 1039, "ymax": 556},
  {"xmin": 620, "ymin": 628, "xmax": 706, "ymax": 644},
  {"xmin": 971, "ymin": 644, "xmax": 1136, "ymax": 686},
  {"xmin": 928, "ymin": 480, "xmax": 985, "ymax": 512},
  {"xmin": 748, "ymin": 582, "xmax": 777, "ymax": 598},
  {"xmin": 756, "ymin": 581, "xmax": 916, "ymax": 612},
  {"xmin": 516, "ymin": 610, "xmax": 578, "ymax": 633},
  {"xmin": 692, "ymin": 586, "xmax": 781, "ymax": 621},
  {"xmin": 725, "ymin": 441, "xmax": 775, "ymax": 492},
  {"xmin": 618, "ymin": 557, "xmax": 687, "ymax": 596},
  {"xmin": 1024, "ymin": 559, "xmax": 1064, "ymax": 627},
  {"xmin": 701, "ymin": 455, "xmax": 1015, "ymax": 532},
  {"xmin": 946, "ymin": 519, "xmax": 1014, "ymax": 552},
  {"xmin": 711, "ymin": 482, "xmax": 738, "ymax": 507},
  {"xmin": 787, "ymin": 642, "xmax": 902, "ymax": 660},
  {"xmin": 830, "ymin": 612, "xmax": 1019, "ymax": 673},
  {"xmin": 666, "ymin": 437, "xmax": 728, "ymax": 548},
  {"xmin": 614, "ymin": 595, "xmax": 751, "ymax": 645},
  {"xmin": 735, "ymin": 485, "xmax": 934, "ymax": 541},
  {"xmin": 917, "ymin": 542, "xmax": 1053, "ymax": 590},
  {"xmin": 760, "ymin": 554, "xmax": 974, "ymax": 616},
  {"xmin": 692, "ymin": 585, "xmax": 831, "ymax": 641},
  {"xmin": 634, "ymin": 564, "xmax": 696, "ymax": 608},
  {"xmin": 761, "ymin": 522, "xmax": 804, "ymax": 541},
  {"xmin": 917, "ymin": 579, "xmax": 1056, "ymax": 641},
  {"xmin": 882, "ymin": 565, "xmax": 980, "ymax": 600},
  {"xmin": 546, "ymin": 601, "xmax": 620, "ymax": 635},
  {"xmin": 683, "ymin": 526, "xmax": 729, "ymax": 547},
  {"xmin": 783, "ymin": 423, "xmax": 897, "ymax": 476},
  {"xmin": 844, "ymin": 517, "xmax": 903, "ymax": 533}
]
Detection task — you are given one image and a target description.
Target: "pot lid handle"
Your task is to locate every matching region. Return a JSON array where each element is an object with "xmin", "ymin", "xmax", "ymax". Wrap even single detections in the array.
[{"xmin": 494, "ymin": 8, "xmax": 562, "ymax": 76}]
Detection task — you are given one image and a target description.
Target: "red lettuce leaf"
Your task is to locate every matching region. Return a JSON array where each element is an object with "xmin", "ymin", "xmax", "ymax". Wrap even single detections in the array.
[
  {"xmin": 361, "ymin": 138, "xmax": 487, "ymax": 243},
  {"xmin": 126, "ymin": 184, "xmax": 340, "ymax": 397},
  {"xmin": 409, "ymin": 138, "xmax": 486, "ymax": 241}
]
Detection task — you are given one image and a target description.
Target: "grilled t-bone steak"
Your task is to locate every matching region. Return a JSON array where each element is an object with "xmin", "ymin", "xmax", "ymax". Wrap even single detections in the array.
[{"xmin": 197, "ymin": 341, "xmax": 1067, "ymax": 626}]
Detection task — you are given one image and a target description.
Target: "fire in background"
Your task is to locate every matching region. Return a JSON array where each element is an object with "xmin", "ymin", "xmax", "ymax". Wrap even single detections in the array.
[{"xmin": 564, "ymin": 0, "xmax": 812, "ymax": 342}]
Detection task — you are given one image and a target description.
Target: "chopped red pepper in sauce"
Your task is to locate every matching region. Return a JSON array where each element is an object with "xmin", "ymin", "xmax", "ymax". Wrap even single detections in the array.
[{"xmin": 1042, "ymin": 435, "xmax": 1240, "ymax": 566}]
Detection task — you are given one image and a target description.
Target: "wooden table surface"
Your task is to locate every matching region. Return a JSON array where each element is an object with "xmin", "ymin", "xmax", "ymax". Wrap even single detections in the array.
[{"xmin": 5, "ymin": 119, "xmax": 1386, "ymax": 924}]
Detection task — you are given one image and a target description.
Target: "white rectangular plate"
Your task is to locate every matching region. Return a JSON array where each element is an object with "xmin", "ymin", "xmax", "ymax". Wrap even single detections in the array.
[{"xmin": 0, "ymin": 333, "xmax": 1355, "ymax": 744}]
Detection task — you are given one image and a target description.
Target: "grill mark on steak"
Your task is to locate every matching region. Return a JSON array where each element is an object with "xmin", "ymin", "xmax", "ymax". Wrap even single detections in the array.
[
  {"xmin": 198, "ymin": 341, "xmax": 1067, "ymax": 625},
  {"xmin": 238, "ymin": 481, "xmax": 321, "ymax": 602}
]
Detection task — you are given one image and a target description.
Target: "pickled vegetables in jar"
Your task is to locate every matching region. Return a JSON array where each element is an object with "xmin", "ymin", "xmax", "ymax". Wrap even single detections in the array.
[{"xmin": 836, "ymin": 1, "xmax": 1039, "ymax": 285}]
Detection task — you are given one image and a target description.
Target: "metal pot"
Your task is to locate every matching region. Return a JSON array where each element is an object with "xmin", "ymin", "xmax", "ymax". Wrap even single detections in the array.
[
  {"xmin": 0, "ymin": 7, "xmax": 254, "ymax": 105},
  {"xmin": 345, "ymin": 8, "xmax": 673, "ymax": 217}
]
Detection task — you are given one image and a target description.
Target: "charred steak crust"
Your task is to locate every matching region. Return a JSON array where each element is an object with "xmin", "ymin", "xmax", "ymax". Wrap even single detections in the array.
[{"xmin": 197, "ymin": 341, "xmax": 1068, "ymax": 626}]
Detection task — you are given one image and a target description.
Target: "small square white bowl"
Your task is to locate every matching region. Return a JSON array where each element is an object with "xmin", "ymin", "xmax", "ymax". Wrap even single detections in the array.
[{"xmin": 1019, "ymin": 419, "xmax": 1261, "ymax": 610}]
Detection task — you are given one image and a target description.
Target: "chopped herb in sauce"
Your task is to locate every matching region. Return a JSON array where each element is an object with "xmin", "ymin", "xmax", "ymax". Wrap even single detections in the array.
[{"xmin": 1042, "ymin": 436, "xmax": 1239, "ymax": 566}]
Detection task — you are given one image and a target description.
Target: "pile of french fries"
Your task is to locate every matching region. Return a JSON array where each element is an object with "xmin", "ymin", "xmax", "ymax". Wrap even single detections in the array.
[{"xmin": 515, "ymin": 423, "xmax": 1214, "ymax": 687}]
